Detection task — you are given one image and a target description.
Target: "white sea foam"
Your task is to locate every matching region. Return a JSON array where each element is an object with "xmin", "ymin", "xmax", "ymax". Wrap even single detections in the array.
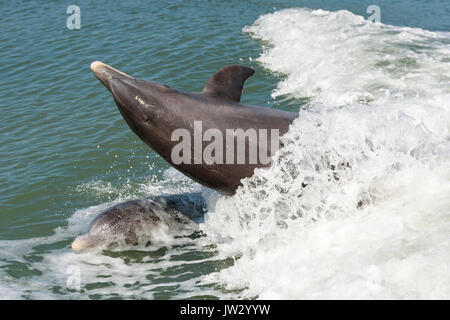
[{"xmin": 201, "ymin": 8, "xmax": 450, "ymax": 299}]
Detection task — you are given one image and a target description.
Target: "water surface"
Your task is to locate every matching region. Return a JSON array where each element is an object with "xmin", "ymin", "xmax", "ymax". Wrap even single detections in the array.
[{"xmin": 0, "ymin": 0, "xmax": 449, "ymax": 299}]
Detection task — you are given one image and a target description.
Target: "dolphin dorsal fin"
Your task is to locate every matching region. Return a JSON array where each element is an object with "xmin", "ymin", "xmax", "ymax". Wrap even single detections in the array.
[{"xmin": 201, "ymin": 65, "xmax": 255, "ymax": 103}]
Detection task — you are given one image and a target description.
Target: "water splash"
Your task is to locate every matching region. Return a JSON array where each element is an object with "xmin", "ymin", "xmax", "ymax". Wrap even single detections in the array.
[{"xmin": 202, "ymin": 8, "xmax": 450, "ymax": 299}]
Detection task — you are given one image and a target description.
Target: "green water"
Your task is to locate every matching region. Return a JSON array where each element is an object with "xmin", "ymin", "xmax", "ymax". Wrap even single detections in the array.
[
  {"xmin": 0, "ymin": 0, "xmax": 294, "ymax": 240},
  {"xmin": 1, "ymin": 0, "xmax": 449, "ymax": 299}
]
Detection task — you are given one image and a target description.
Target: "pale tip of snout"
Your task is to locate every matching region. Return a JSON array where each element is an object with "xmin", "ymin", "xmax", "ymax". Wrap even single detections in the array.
[
  {"xmin": 71, "ymin": 235, "xmax": 88, "ymax": 253},
  {"xmin": 90, "ymin": 60, "xmax": 132, "ymax": 79},
  {"xmin": 90, "ymin": 60, "xmax": 104, "ymax": 73}
]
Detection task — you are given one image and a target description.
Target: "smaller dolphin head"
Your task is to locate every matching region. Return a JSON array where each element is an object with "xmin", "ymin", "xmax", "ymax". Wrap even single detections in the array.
[
  {"xmin": 90, "ymin": 61, "xmax": 175, "ymax": 147},
  {"xmin": 71, "ymin": 234, "xmax": 102, "ymax": 253}
]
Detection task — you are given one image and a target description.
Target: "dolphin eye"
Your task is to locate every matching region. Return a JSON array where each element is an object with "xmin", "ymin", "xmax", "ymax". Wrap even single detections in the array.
[{"xmin": 143, "ymin": 116, "xmax": 152, "ymax": 123}]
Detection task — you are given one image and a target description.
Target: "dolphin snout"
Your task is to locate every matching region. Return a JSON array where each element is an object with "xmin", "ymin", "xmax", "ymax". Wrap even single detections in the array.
[
  {"xmin": 71, "ymin": 234, "xmax": 101, "ymax": 253},
  {"xmin": 90, "ymin": 61, "xmax": 132, "ymax": 92}
]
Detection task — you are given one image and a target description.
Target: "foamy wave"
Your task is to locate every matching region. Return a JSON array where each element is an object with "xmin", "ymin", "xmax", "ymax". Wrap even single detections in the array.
[{"xmin": 202, "ymin": 8, "xmax": 450, "ymax": 299}]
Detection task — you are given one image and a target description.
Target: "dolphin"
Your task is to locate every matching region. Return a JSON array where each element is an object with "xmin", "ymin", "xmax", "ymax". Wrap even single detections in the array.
[
  {"xmin": 72, "ymin": 193, "xmax": 206, "ymax": 253},
  {"xmin": 91, "ymin": 61, "xmax": 298, "ymax": 194}
]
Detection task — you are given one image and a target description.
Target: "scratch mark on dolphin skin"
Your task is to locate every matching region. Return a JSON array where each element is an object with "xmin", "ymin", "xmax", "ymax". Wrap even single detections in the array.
[{"xmin": 135, "ymin": 95, "xmax": 158, "ymax": 109}]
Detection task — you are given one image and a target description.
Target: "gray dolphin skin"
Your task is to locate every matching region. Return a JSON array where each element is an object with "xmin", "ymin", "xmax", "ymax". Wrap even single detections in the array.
[
  {"xmin": 72, "ymin": 194, "xmax": 206, "ymax": 253},
  {"xmin": 91, "ymin": 61, "xmax": 298, "ymax": 194}
]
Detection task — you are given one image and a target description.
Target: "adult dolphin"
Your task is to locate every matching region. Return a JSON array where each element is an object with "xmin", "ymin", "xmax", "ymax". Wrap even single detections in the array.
[{"xmin": 91, "ymin": 61, "xmax": 298, "ymax": 194}]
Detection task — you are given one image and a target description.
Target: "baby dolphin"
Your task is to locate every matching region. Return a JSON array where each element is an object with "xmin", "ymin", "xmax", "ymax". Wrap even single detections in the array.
[{"xmin": 72, "ymin": 194, "xmax": 206, "ymax": 253}]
